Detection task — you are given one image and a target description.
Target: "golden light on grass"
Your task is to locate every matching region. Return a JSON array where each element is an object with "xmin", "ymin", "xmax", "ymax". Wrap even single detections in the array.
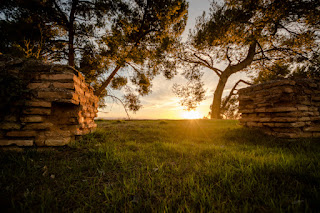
[{"xmin": 181, "ymin": 110, "xmax": 202, "ymax": 119}]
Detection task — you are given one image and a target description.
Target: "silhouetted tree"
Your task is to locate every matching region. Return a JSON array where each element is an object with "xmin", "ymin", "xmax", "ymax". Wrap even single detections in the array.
[
  {"xmin": 0, "ymin": 0, "xmax": 118, "ymax": 66},
  {"xmin": 1, "ymin": 0, "xmax": 189, "ymax": 113}
]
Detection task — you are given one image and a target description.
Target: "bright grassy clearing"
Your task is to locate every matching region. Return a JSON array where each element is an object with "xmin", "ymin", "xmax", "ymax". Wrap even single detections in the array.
[{"xmin": 1, "ymin": 120, "xmax": 320, "ymax": 212}]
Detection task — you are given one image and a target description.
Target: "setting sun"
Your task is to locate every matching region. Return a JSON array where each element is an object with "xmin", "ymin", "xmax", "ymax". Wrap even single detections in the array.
[{"xmin": 181, "ymin": 110, "xmax": 202, "ymax": 119}]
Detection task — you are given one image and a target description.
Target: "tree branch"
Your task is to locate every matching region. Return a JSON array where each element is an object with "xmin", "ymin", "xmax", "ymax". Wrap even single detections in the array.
[
  {"xmin": 107, "ymin": 95, "xmax": 131, "ymax": 120},
  {"xmin": 52, "ymin": 0, "xmax": 69, "ymax": 27},
  {"xmin": 78, "ymin": 0, "xmax": 95, "ymax": 6},
  {"xmin": 221, "ymin": 79, "xmax": 252, "ymax": 110},
  {"xmin": 95, "ymin": 65, "xmax": 121, "ymax": 96},
  {"xmin": 193, "ymin": 54, "xmax": 222, "ymax": 76},
  {"xmin": 228, "ymin": 41, "xmax": 257, "ymax": 74},
  {"xmin": 226, "ymin": 47, "xmax": 232, "ymax": 65}
]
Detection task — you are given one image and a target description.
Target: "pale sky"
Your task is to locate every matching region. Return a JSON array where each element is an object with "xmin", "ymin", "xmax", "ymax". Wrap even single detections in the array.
[{"xmin": 98, "ymin": 0, "xmax": 249, "ymax": 120}]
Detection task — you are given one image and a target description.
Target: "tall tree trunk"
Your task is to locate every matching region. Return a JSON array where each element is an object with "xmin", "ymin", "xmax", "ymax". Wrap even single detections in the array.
[
  {"xmin": 94, "ymin": 65, "xmax": 121, "ymax": 97},
  {"xmin": 210, "ymin": 41, "xmax": 257, "ymax": 119},
  {"xmin": 68, "ymin": 29, "xmax": 75, "ymax": 67},
  {"xmin": 68, "ymin": 0, "xmax": 78, "ymax": 67},
  {"xmin": 210, "ymin": 72, "xmax": 230, "ymax": 119}
]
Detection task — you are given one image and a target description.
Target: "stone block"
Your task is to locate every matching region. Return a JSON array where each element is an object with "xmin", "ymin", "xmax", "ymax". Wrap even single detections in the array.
[
  {"xmin": 38, "ymin": 73, "xmax": 75, "ymax": 81},
  {"xmin": 310, "ymin": 116, "xmax": 320, "ymax": 121},
  {"xmin": 238, "ymin": 95, "xmax": 252, "ymax": 101},
  {"xmin": 23, "ymin": 123, "xmax": 53, "ymax": 130},
  {"xmin": 23, "ymin": 108, "xmax": 51, "ymax": 115},
  {"xmin": 87, "ymin": 123, "xmax": 97, "ymax": 128},
  {"xmin": 52, "ymin": 82, "xmax": 75, "ymax": 89},
  {"xmin": 304, "ymin": 89, "xmax": 312, "ymax": 94},
  {"xmin": 304, "ymin": 126, "xmax": 320, "ymax": 132},
  {"xmin": 37, "ymin": 91, "xmax": 74, "ymax": 100},
  {"xmin": 275, "ymin": 133, "xmax": 300, "ymax": 138},
  {"xmin": 271, "ymin": 117, "xmax": 298, "ymax": 122},
  {"xmin": 246, "ymin": 122, "xmax": 263, "ymax": 127},
  {"xmin": 312, "ymin": 96, "xmax": 320, "ymax": 101},
  {"xmin": 239, "ymin": 109, "xmax": 255, "ymax": 113},
  {"xmin": 0, "ymin": 123, "xmax": 21, "ymax": 130},
  {"xmin": 298, "ymin": 117, "xmax": 311, "ymax": 121},
  {"xmin": 27, "ymin": 82, "xmax": 51, "ymax": 89},
  {"xmin": 273, "ymin": 123, "xmax": 291, "ymax": 128},
  {"xmin": 283, "ymin": 87, "xmax": 294, "ymax": 93},
  {"xmin": 297, "ymin": 106, "xmax": 309, "ymax": 111},
  {"xmin": 44, "ymin": 130, "xmax": 72, "ymax": 137},
  {"xmin": 299, "ymin": 132, "xmax": 313, "ymax": 138},
  {"xmin": 259, "ymin": 117, "xmax": 272, "ymax": 122},
  {"xmin": 34, "ymin": 133, "xmax": 46, "ymax": 146},
  {"xmin": 55, "ymin": 98, "xmax": 79, "ymax": 105},
  {"xmin": 6, "ymin": 131, "xmax": 37, "ymax": 137},
  {"xmin": 0, "ymin": 139, "xmax": 34, "ymax": 146},
  {"xmin": 68, "ymin": 118, "xmax": 79, "ymax": 124},
  {"xmin": 308, "ymin": 107, "xmax": 318, "ymax": 112},
  {"xmin": 45, "ymin": 137, "xmax": 71, "ymax": 146},
  {"xmin": 255, "ymin": 108, "xmax": 267, "ymax": 113},
  {"xmin": 291, "ymin": 122, "xmax": 306, "ymax": 128},
  {"xmin": 313, "ymin": 132, "xmax": 320, "ymax": 138},
  {"xmin": 75, "ymin": 84, "xmax": 84, "ymax": 94},
  {"xmin": 25, "ymin": 101, "xmax": 51, "ymax": 108},
  {"xmin": 20, "ymin": 116, "xmax": 44, "ymax": 123},
  {"xmin": 266, "ymin": 107, "xmax": 297, "ymax": 112},
  {"xmin": 0, "ymin": 57, "xmax": 99, "ymax": 147}
]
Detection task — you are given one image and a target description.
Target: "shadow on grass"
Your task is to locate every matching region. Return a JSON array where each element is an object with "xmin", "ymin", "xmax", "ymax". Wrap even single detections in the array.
[{"xmin": 221, "ymin": 127, "xmax": 320, "ymax": 152}]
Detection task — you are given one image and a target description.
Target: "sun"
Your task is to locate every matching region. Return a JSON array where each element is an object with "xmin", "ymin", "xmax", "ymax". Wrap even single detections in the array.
[{"xmin": 181, "ymin": 110, "xmax": 202, "ymax": 119}]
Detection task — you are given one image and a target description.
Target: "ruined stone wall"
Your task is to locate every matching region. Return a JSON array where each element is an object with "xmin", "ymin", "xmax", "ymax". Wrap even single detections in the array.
[
  {"xmin": 0, "ymin": 56, "xmax": 99, "ymax": 146},
  {"xmin": 238, "ymin": 79, "xmax": 320, "ymax": 138}
]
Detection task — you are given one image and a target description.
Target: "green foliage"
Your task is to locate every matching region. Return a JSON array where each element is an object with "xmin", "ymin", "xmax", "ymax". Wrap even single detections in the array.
[
  {"xmin": 253, "ymin": 62, "xmax": 291, "ymax": 84},
  {"xmin": 220, "ymin": 95, "xmax": 239, "ymax": 119},
  {"xmin": 123, "ymin": 93, "xmax": 142, "ymax": 113},
  {"xmin": 111, "ymin": 76, "xmax": 127, "ymax": 90},
  {"xmin": 173, "ymin": 81, "xmax": 206, "ymax": 111},
  {"xmin": 79, "ymin": 44, "xmax": 110, "ymax": 85},
  {"xmin": 96, "ymin": 0, "xmax": 188, "ymax": 112},
  {"xmin": 1, "ymin": 120, "xmax": 320, "ymax": 212},
  {"xmin": 99, "ymin": 0, "xmax": 188, "ymax": 81}
]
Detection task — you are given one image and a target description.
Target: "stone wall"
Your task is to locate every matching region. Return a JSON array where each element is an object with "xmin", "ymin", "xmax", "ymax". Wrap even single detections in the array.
[
  {"xmin": 238, "ymin": 79, "xmax": 320, "ymax": 138},
  {"xmin": 0, "ymin": 56, "xmax": 99, "ymax": 146}
]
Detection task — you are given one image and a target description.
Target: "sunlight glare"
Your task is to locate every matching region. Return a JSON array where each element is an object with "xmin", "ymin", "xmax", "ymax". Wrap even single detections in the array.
[{"xmin": 181, "ymin": 110, "xmax": 202, "ymax": 119}]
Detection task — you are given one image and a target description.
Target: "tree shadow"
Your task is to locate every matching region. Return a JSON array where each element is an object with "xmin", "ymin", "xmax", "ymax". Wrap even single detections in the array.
[{"xmin": 221, "ymin": 127, "xmax": 320, "ymax": 153}]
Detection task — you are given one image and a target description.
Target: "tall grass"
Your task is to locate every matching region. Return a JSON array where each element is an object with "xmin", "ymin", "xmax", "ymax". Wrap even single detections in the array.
[{"xmin": 1, "ymin": 120, "xmax": 319, "ymax": 212}]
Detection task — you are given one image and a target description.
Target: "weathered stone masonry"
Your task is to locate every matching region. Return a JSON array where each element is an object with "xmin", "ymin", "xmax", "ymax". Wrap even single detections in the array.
[
  {"xmin": 0, "ymin": 56, "xmax": 99, "ymax": 146},
  {"xmin": 238, "ymin": 79, "xmax": 320, "ymax": 138}
]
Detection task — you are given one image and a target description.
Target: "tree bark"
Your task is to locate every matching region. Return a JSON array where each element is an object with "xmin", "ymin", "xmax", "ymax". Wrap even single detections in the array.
[
  {"xmin": 210, "ymin": 41, "xmax": 257, "ymax": 119},
  {"xmin": 68, "ymin": 0, "xmax": 78, "ymax": 67},
  {"xmin": 94, "ymin": 65, "xmax": 121, "ymax": 97},
  {"xmin": 210, "ymin": 72, "xmax": 230, "ymax": 119}
]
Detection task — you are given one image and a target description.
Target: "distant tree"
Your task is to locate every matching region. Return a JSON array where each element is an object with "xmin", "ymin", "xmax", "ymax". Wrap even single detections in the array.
[{"xmin": 175, "ymin": 0, "xmax": 320, "ymax": 119}]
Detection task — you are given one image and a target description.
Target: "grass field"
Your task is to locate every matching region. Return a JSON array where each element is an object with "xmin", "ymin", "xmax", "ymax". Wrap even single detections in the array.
[{"xmin": 1, "ymin": 120, "xmax": 320, "ymax": 212}]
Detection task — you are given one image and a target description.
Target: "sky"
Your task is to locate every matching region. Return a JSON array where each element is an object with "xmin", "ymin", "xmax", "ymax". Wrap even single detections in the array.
[{"xmin": 97, "ymin": 0, "xmax": 249, "ymax": 120}]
